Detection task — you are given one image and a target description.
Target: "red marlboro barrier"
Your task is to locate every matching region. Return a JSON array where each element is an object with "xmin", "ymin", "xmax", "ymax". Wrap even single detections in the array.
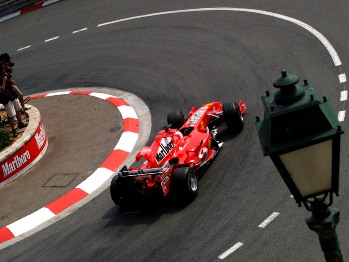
[{"xmin": 0, "ymin": 121, "xmax": 48, "ymax": 187}]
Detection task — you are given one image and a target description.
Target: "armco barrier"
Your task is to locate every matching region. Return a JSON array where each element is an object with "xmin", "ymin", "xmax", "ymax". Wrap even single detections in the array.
[
  {"xmin": 0, "ymin": 106, "xmax": 48, "ymax": 187},
  {"xmin": 0, "ymin": 0, "xmax": 38, "ymax": 17},
  {"xmin": 0, "ymin": 0, "xmax": 61, "ymax": 23}
]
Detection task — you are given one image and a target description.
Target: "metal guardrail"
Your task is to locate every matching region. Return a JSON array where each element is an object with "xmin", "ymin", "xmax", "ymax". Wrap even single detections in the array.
[{"xmin": 0, "ymin": 0, "xmax": 40, "ymax": 17}]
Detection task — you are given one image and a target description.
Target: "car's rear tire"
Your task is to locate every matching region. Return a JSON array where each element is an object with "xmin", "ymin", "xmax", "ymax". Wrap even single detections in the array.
[
  {"xmin": 171, "ymin": 167, "xmax": 198, "ymax": 199},
  {"xmin": 222, "ymin": 101, "xmax": 243, "ymax": 134},
  {"xmin": 167, "ymin": 111, "xmax": 185, "ymax": 129},
  {"xmin": 110, "ymin": 176, "xmax": 132, "ymax": 208},
  {"xmin": 110, "ymin": 176, "xmax": 123, "ymax": 206}
]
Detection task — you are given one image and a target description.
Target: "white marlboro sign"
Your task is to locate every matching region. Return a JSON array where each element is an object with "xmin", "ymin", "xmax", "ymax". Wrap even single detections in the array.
[{"xmin": 0, "ymin": 121, "xmax": 48, "ymax": 187}]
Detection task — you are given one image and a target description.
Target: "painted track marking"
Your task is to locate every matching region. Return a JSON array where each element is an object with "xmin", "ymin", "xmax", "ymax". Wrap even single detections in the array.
[
  {"xmin": 72, "ymin": 28, "xmax": 88, "ymax": 34},
  {"xmin": 339, "ymin": 73, "xmax": 347, "ymax": 83},
  {"xmin": 218, "ymin": 242, "xmax": 244, "ymax": 259},
  {"xmin": 338, "ymin": 111, "xmax": 346, "ymax": 122},
  {"xmin": 44, "ymin": 36, "xmax": 59, "ymax": 43},
  {"xmin": 258, "ymin": 212, "xmax": 280, "ymax": 228},
  {"xmin": 340, "ymin": 91, "xmax": 347, "ymax": 101},
  {"xmin": 17, "ymin": 45, "xmax": 31, "ymax": 51}
]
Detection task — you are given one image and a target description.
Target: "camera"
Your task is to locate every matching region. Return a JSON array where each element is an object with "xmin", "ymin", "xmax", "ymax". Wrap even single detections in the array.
[
  {"xmin": 5, "ymin": 72, "xmax": 11, "ymax": 79},
  {"xmin": 4, "ymin": 66, "xmax": 12, "ymax": 77}
]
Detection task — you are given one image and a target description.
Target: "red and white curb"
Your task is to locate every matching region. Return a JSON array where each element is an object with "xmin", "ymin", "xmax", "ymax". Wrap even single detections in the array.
[
  {"xmin": 0, "ymin": 0, "xmax": 61, "ymax": 23},
  {"xmin": 0, "ymin": 90, "xmax": 139, "ymax": 244}
]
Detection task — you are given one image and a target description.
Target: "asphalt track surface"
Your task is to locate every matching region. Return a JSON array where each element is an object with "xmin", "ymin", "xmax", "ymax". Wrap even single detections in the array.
[{"xmin": 1, "ymin": 1, "xmax": 349, "ymax": 261}]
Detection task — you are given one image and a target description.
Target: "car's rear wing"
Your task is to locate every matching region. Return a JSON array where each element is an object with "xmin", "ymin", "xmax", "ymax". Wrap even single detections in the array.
[{"xmin": 118, "ymin": 165, "xmax": 163, "ymax": 178}]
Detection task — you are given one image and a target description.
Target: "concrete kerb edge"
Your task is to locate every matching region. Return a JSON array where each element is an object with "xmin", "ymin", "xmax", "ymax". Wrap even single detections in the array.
[{"xmin": 0, "ymin": 87, "xmax": 151, "ymax": 249}]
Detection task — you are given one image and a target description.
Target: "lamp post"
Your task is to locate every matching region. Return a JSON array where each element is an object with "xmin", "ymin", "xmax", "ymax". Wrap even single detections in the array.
[{"xmin": 255, "ymin": 70, "xmax": 344, "ymax": 261}]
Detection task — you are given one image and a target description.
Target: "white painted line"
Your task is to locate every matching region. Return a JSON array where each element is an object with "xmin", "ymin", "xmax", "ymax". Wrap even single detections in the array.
[
  {"xmin": 45, "ymin": 36, "xmax": 59, "ymax": 42},
  {"xmin": 340, "ymin": 90, "xmax": 348, "ymax": 101},
  {"xmin": 339, "ymin": 73, "xmax": 347, "ymax": 83},
  {"xmin": 73, "ymin": 28, "xmax": 88, "ymax": 34},
  {"xmin": 258, "ymin": 212, "xmax": 280, "ymax": 228},
  {"xmin": 218, "ymin": 242, "xmax": 244, "ymax": 259},
  {"xmin": 338, "ymin": 111, "xmax": 346, "ymax": 122},
  {"xmin": 7, "ymin": 208, "xmax": 55, "ymax": 236},
  {"xmin": 96, "ymin": 8, "xmax": 342, "ymax": 66},
  {"xmin": 114, "ymin": 132, "xmax": 139, "ymax": 152},
  {"xmin": 17, "ymin": 45, "xmax": 31, "ymax": 51}
]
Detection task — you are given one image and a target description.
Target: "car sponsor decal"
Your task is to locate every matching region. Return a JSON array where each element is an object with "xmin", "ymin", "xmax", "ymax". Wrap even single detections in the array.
[
  {"xmin": 160, "ymin": 175, "xmax": 170, "ymax": 195},
  {"xmin": 155, "ymin": 137, "xmax": 175, "ymax": 163},
  {"xmin": 200, "ymin": 121, "xmax": 204, "ymax": 129},
  {"xmin": 161, "ymin": 162, "xmax": 170, "ymax": 175},
  {"xmin": 198, "ymin": 147, "xmax": 208, "ymax": 159},
  {"xmin": 160, "ymin": 162, "xmax": 171, "ymax": 195},
  {"xmin": 189, "ymin": 107, "xmax": 207, "ymax": 124}
]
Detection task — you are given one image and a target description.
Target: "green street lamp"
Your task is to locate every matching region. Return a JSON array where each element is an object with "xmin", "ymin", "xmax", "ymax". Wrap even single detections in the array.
[{"xmin": 255, "ymin": 70, "xmax": 344, "ymax": 261}]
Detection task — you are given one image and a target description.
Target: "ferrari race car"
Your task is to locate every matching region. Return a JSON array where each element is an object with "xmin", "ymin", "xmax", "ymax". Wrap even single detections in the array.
[{"xmin": 110, "ymin": 100, "xmax": 247, "ymax": 207}]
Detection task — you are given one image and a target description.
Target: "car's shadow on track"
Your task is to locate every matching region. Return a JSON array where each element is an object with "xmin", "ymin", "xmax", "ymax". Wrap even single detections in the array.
[
  {"xmin": 102, "ymin": 197, "xmax": 193, "ymax": 227},
  {"xmin": 216, "ymin": 126, "xmax": 242, "ymax": 142}
]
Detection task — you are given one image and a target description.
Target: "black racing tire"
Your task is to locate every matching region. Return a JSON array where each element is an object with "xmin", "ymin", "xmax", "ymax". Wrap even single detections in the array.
[
  {"xmin": 171, "ymin": 167, "xmax": 198, "ymax": 199},
  {"xmin": 222, "ymin": 101, "xmax": 243, "ymax": 134},
  {"xmin": 167, "ymin": 111, "xmax": 185, "ymax": 129},
  {"xmin": 110, "ymin": 176, "xmax": 123, "ymax": 206},
  {"xmin": 110, "ymin": 176, "xmax": 132, "ymax": 208}
]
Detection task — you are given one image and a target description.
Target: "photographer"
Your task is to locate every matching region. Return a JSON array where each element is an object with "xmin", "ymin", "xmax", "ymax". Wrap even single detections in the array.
[
  {"xmin": 0, "ymin": 53, "xmax": 30, "ymax": 110},
  {"xmin": 0, "ymin": 64, "xmax": 27, "ymax": 137}
]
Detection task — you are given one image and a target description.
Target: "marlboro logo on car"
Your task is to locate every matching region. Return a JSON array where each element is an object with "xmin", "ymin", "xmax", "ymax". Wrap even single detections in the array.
[{"xmin": 156, "ymin": 137, "xmax": 175, "ymax": 163}]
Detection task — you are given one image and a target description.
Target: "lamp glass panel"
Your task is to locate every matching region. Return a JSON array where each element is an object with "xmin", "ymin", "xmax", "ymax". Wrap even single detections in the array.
[{"xmin": 279, "ymin": 140, "xmax": 332, "ymax": 197}]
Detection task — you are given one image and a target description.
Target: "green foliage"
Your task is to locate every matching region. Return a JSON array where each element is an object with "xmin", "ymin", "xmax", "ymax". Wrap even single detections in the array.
[{"xmin": 0, "ymin": 128, "xmax": 11, "ymax": 150}]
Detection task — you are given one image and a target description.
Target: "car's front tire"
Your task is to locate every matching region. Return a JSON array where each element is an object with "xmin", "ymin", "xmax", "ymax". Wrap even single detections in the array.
[{"xmin": 222, "ymin": 101, "xmax": 243, "ymax": 135}]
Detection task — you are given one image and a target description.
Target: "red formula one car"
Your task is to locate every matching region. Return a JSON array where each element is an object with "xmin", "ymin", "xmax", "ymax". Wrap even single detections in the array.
[{"xmin": 110, "ymin": 100, "xmax": 247, "ymax": 208}]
